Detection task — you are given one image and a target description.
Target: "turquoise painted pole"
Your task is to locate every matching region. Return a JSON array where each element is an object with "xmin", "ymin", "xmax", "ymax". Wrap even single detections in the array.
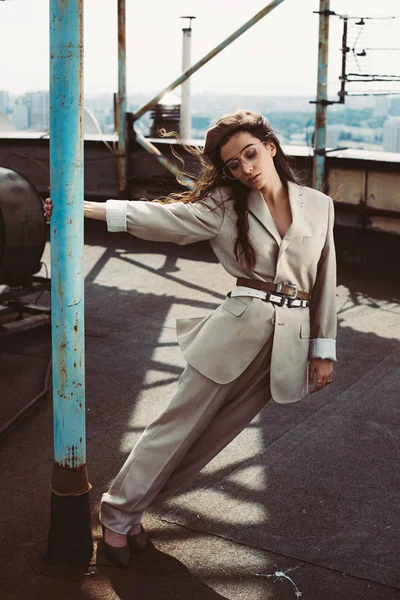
[
  {"xmin": 48, "ymin": 0, "xmax": 92, "ymax": 564},
  {"xmin": 312, "ymin": 0, "xmax": 330, "ymax": 190},
  {"xmin": 117, "ymin": 0, "xmax": 127, "ymax": 196}
]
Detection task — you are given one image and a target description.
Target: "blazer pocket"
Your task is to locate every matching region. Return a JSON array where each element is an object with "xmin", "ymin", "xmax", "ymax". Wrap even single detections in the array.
[
  {"xmin": 300, "ymin": 321, "xmax": 310, "ymax": 339},
  {"xmin": 221, "ymin": 296, "xmax": 249, "ymax": 317}
]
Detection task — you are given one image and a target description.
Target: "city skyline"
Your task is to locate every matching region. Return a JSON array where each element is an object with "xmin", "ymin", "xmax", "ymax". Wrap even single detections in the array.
[
  {"xmin": 1, "ymin": 87, "xmax": 400, "ymax": 152},
  {"xmin": 0, "ymin": 0, "xmax": 399, "ymax": 99}
]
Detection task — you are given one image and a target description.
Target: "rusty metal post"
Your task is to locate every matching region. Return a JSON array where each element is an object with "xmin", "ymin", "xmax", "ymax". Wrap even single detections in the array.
[
  {"xmin": 48, "ymin": 0, "xmax": 92, "ymax": 564},
  {"xmin": 338, "ymin": 17, "xmax": 348, "ymax": 103},
  {"xmin": 117, "ymin": 0, "xmax": 127, "ymax": 196},
  {"xmin": 312, "ymin": 0, "xmax": 330, "ymax": 190}
]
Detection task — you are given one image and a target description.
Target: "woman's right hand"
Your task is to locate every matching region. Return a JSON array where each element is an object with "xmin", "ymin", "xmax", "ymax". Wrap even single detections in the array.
[
  {"xmin": 43, "ymin": 197, "xmax": 107, "ymax": 222},
  {"xmin": 43, "ymin": 197, "xmax": 53, "ymax": 221}
]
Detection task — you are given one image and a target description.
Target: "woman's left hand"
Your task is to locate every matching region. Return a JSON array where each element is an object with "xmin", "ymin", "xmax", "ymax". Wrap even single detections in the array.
[
  {"xmin": 43, "ymin": 198, "xmax": 53, "ymax": 221},
  {"xmin": 309, "ymin": 358, "xmax": 333, "ymax": 394}
]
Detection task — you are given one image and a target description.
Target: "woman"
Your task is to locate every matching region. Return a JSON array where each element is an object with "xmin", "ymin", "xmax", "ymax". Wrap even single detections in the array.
[{"xmin": 44, "ymin": 110, "xmax": 336, "ymax": 567}]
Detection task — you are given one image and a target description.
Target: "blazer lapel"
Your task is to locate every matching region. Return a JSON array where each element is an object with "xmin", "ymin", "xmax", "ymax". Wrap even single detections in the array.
[
  {"xmin": 277, "ymin": 181, "xmax": 307, "ymax": 260},
  {"xmin": 247, "ymin": 188, "xmax": 281, "ymax": 246}
]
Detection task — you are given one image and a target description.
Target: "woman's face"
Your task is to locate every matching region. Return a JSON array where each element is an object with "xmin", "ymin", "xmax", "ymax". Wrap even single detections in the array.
[{"xmin": 219, "ymin": 131, "xmax": 277, "ymax": 190}]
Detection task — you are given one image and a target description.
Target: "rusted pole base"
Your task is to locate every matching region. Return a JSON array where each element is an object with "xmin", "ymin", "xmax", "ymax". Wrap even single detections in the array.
[{"xmin": 47, "ymin": 492, "xmax": 93, "ymax": 565}]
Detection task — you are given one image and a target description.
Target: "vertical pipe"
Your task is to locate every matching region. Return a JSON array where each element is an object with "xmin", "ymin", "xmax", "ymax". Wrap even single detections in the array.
[
  {"xmin": 48, "ymin": 0, "xmax": 92, "ymax": 564},
  {"xmin": 117, "ymin": 0, "xmax": 127, "ymax": 196},
  {"xmin": 338, "ymin": 18, "xmax": 348, "ymax": 103},
  {"xmin": 113, "ymin": 91, "xmax": 118, "ymax": 134},
  {"xmin": 180, "ymin": 18, "xmax": 194, "ymax": 140},
  {"xmin": 312, "ymin": 0, "xmax": 330, "ymax": 191}
]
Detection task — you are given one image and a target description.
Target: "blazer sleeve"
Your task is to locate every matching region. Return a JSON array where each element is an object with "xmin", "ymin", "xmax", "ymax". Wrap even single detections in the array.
[
  {"xmin": 309, "ymin": 196, "xmax": 337, "ymax": 361},
  {"xmin": 105, "ymin": 190, "xmax": 225, "ymax": 245}
]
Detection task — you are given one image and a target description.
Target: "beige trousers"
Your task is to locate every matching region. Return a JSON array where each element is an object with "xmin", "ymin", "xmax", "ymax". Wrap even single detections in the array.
[{"xmin": 100, "ymin": 335, "xmax": 273, "ymax": 534}]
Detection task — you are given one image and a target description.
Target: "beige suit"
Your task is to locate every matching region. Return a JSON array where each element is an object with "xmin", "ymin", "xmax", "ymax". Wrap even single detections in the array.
[
  {"xmin": 100, "ymin": 181, "xmax": 337, "ymax": 533},
  {"xmin": 106, "ymin": 181, "xmax": 336, "ymax": 403}
]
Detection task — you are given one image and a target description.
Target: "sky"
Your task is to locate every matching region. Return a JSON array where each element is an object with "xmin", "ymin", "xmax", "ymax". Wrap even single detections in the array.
[{"xmin": 0, "ymin": 0, "xmax": 399, "ymax": 99}]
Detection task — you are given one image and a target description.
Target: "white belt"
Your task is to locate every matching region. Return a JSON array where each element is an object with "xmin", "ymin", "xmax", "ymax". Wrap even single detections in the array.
[{"xmin": 229, "ymin": 287, "xmax": 309, "ymax": 308}]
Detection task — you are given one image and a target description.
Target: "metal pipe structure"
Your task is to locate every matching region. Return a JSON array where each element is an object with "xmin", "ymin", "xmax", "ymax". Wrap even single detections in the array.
[
  {"xmin": 135, "ymin": 132, "xmax": 195, "ymax": 189},
  {"xmin": 312, "ymin": 0, "xmax": 330, "ymax": 190},
  {"xmin": 180, "ymin": 17, "xmax": 195, "ymax": 140},
  {"xmin": 133, "ymin": 0, "xmax": 286, "ymax": 120},
  {"xmin": 48, "ymin": 0, "xmax": 93, "ymax": 564},
  {"xmin": 117, "ymin": 0, "xmax": 127, "ymax": 196},
  {"xmin": 338, "ymin": 17, "xmax": 348, "ymax": 103}
]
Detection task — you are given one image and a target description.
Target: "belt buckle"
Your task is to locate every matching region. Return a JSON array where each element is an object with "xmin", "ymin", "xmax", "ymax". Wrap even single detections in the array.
[{"xmin": 276, "ymin": 281, "xmax": 298, "ymax": 301}]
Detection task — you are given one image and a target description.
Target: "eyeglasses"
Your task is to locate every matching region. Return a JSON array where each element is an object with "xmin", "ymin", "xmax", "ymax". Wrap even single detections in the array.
[{"xmin": 222, "ymin": 142, "xmax": 265, "ymax": 180}]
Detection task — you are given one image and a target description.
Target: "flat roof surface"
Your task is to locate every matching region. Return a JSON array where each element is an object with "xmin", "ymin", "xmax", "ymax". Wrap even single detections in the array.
[{"xmin": 1, "ymin": 222, "xmax": 399, "ymax": 599}]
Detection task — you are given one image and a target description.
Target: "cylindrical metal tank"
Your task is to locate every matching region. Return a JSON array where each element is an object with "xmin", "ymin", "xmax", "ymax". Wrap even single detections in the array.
[
  {"xmin": 0, "ymin": 167, "xmax": 46, "ymax": 286},
  {"xmin": 150, "ymin": 103, "xmax": 181, "ymax": 138}
]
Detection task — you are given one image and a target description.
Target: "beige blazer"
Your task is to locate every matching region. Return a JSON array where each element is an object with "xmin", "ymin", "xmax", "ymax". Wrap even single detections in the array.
[{"xmin": 106, "ymin": 181, "xmax": 337, "ymax": 404}]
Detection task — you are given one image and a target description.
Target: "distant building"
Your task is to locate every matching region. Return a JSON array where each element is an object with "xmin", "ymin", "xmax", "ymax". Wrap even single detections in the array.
[
  {"xmin": 326, "ymin": 128, "xmax": 339, "ymax": 149},
  {"xmin": 0, "ymin": 90, "xmax": 9, "ymax": 115},
  {"xmin": 374, "ymin": 96, "xmax": 390, "ymax": 117},
  {"xmin": 389, "ymin": 97, "xmax": 400, "ymax": 117},
  {"xmin": 26, "ymin": 91, "xmax": 49, "ymax": 131},
  {"xmin": 10, "ymin": 100, "xmax": 29, "ymax": 130},
  {"xmin": 0, "ymin": 111, "xmax": 15, "ymax": 132},
  {"xmin": 383, "ymin": 117, "xmax": 400, "ymax": 153}
]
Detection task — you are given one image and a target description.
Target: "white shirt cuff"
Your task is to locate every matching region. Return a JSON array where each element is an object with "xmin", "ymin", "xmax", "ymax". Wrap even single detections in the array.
[
  {"xmin": 309, "ymin": 338, "xmax": 336, "ymax": 361},
  {"xmin": 106, "ymin": 200, "xmax": 128, "ymax": 232}
]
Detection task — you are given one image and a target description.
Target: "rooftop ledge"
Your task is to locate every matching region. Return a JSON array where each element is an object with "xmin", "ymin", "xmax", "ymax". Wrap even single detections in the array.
[{"xmin": 0, "ymin": 131, "xmax": 399, "ymax": 164}]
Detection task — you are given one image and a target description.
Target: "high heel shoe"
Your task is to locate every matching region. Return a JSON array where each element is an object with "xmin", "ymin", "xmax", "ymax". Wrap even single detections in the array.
[
  {"xmin": 127, "ymin": 524, "xmax": 147, "ymax": 554},
  {"xmin": 101, "ymin": 525, "xmax": 131, "ymax": 568}
]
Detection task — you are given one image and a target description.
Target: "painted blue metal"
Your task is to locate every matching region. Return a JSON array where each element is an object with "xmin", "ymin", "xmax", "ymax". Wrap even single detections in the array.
[
  {"xmin": 49, "ymin": 0, "xmax": 85, "ymax": 469},
  {"xmin": 313, "ymin": 0, "xmax": 330, "ymax": 190},
  {"xmin": 117, "ymin": 0, "xmax": 127, "ymax": 195}
]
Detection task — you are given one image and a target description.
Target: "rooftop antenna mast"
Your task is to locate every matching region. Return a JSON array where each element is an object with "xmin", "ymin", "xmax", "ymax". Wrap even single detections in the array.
[
  {"xmin": 180, "ymin": 16, "xmax": 196, "ymax": 140},
  {"xmin": 311, "ymin": 0, "xmax": 333, "ymax": 190},
  {"xmin": 339, "ymin": 14, "xmax": 400, "ymax": 98},
  {"xmin": 311, "ymin": 4, "xmax": 400, "ymax": 190}
]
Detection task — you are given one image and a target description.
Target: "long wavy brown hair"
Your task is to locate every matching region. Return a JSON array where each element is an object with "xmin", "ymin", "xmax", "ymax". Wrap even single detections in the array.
[{"xmin": 163, "ymin": 111, "xmax": 302, "ymax": 269}]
